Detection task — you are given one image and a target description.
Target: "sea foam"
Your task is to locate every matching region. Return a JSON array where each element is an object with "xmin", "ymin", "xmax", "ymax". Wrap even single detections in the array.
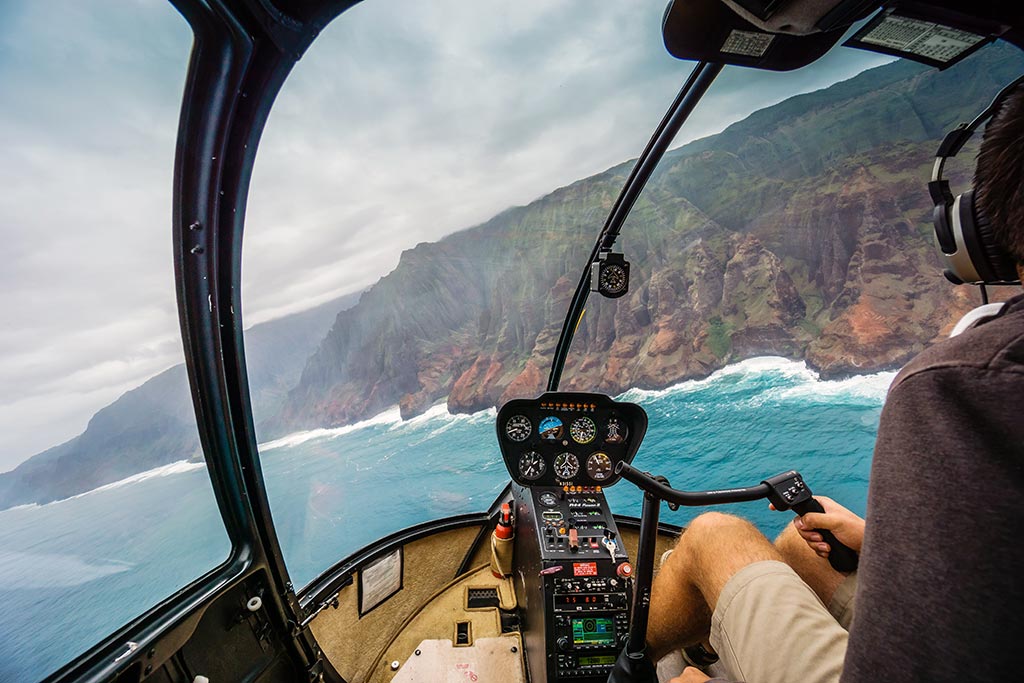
[
  {"xmin": 618, "ymin": 356, "xmax": 894, "ymax": 404},
  {"xmin": 258, "ymin": 406, "xmax": 403, "ymax": 451}
]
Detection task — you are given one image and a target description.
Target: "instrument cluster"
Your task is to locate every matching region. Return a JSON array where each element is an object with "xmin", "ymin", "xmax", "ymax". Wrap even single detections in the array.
[{"xmin": 496, "ymin": 392, "xmax": 647, "ymax": 488}]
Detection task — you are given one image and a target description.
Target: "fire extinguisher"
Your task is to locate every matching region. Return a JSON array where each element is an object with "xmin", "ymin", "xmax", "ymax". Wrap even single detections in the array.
[{"xmin": 490, "ymin": 503, "xmax": 514, "ymax": 578}]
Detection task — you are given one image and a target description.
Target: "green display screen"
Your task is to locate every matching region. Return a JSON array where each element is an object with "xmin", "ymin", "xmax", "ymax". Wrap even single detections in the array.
[
  {"xmin": 579, "ymin": 655, "xmax": 616, "ymax": 666},
  {"xmin": 571, "ymin": 617, "xmax": 615, "ymax": 645}
]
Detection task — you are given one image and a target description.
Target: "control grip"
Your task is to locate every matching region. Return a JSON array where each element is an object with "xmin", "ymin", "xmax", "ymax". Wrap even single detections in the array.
[{"xmin": 793, "ymin": 498, "xmax": 859, "ymax": 573}]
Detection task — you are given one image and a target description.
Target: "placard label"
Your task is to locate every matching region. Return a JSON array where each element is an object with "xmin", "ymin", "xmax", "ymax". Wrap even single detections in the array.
[{"xmin": 573, "ymin": 562, "xmax": 598, "ymax": 577}]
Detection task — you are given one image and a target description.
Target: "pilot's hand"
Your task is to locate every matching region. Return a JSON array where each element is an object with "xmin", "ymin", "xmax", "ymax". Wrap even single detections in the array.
[
  {"xmin": 670, "ymin": 666, "xmax": 712, "ymax": 682},
  {"xmin": 793, "ymin": 495, "xmax": 865, "ymax": 558}
]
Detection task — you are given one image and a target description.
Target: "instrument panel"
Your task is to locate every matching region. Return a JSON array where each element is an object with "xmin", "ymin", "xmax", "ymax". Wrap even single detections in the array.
[{"xmin": 496, "ymin": 392, "xmax": 647, "ymax": 488}]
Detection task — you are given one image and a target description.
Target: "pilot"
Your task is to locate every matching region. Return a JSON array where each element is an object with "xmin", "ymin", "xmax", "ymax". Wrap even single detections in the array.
[{"xmin": 645, "ymin": 85, "xmax": 1024, "ymax": 683}]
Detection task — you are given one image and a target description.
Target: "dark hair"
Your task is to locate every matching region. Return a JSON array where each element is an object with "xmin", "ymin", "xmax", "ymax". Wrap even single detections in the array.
[{"xmin": 975, "ymin": 87, "xmax": 1024, "ymax": 264}]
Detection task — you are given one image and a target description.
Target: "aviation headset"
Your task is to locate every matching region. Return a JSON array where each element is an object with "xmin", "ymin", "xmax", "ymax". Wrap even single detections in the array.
[{"xmin": 930, "ymin": 74, "xmax": 1024, "ymax": 286}]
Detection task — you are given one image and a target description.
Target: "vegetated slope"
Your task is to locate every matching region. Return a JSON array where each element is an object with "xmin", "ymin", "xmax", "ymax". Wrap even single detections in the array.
[
  {"xmin": 270, "ymin": 45, "xmax": 1024, "ymax": 435},
  {"xmin": 0, "ymin": 294, "xmax": 358, "ymax": 509}
]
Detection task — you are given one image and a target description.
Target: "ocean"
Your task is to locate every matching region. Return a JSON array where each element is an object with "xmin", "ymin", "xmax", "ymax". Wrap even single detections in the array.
[{"xmin": 0, "ymin": 357, "xmax": 893, "ymax": 681}]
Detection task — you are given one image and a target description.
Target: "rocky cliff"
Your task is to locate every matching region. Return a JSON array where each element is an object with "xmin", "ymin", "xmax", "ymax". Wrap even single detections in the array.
[{"xmin": 270, "ymin": 44, "xmax": 1024, "ymax": 434}]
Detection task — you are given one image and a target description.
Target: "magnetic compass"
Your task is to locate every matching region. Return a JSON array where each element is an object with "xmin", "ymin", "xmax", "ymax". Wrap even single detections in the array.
[
  {"xmin": 591, "ymin": 251, "xmax": 630, "ymax": 299},
  {"xmin": 600, "ymin": 265, "xmax": 627, "ymax": 294}
]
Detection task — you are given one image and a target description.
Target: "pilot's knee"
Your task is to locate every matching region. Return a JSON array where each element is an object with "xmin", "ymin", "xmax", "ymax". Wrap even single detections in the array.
[
  {"xmin": 682, "ymin": 511, "xmax": 751, "ymax": 544},
  {"xmin": 773, "ymin": 520, "xmax": 806, "ymax": 560}
]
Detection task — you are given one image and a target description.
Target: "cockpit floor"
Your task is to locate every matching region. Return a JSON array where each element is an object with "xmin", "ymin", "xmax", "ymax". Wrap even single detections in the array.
[
  {"xmin": 367, "ymin": 565, "xmax": 524, "ymax": 682},
  {"xmin": 391, "ymin": 636, "xmax": 526, "ymax": 683}
]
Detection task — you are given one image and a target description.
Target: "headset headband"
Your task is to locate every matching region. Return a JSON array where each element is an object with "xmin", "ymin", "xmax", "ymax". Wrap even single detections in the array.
[{"xmin": 929, "ymin": 73, "xmax": 1024, "ymax": 208}]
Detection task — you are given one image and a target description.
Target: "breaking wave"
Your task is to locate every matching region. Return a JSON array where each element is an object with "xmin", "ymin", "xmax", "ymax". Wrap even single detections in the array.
[{"xmin": 618, "ymin": 356, "xmax": 895, "ymax": 405}]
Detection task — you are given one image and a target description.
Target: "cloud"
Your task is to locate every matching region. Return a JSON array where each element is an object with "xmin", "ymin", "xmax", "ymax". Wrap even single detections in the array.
[{"xmin": 0, "ymin": 0, "xmax": 894, "ymax": 470}]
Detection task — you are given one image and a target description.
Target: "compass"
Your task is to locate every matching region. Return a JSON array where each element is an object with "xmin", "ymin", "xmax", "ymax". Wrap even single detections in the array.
[
  {"xmin": 590, "ymin": 250, "xmax": 630, "ymax": 298},
  {"xmin": 600, "ymin": 265, "xmax": 627, "ymax": 294}
]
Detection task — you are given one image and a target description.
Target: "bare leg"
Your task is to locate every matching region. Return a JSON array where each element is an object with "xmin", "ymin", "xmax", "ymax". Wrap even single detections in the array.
[
  {"xmin": 646, "ymin": 512, "xmax": 781, "ymax": 662},
  {"xmin": 774, "ymin": 522, "xmax": 846, "ymax": 607}
]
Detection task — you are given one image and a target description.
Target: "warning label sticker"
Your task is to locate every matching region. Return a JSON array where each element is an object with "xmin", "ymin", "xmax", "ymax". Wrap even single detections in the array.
[{"xmin": 573, "ymin": 562, "xmax": 598, "ymax": 577}]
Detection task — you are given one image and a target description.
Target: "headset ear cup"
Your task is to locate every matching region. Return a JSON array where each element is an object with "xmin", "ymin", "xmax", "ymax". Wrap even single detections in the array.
[
  {"xmin": 933, "ymin": 202, "xmax": 957, "ymax": 253},
  {"xmin": 965, "ymin": 189, "xmax": 1020, "ymax": 282}
]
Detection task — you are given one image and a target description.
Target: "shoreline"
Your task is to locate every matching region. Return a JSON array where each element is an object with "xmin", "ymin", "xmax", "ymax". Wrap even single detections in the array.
[{"xmin": 0, "ymin": 356, "xmax": 896, "ymax": 513}]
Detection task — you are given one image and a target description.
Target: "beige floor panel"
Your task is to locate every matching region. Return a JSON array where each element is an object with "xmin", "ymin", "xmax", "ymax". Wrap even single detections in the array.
[
  {"xmin": 368, "ymin": 565, "xmax": 521, "ymax": 683},
  {"xmin": 390, "ymin": 636, "xmax": 526, "ymax": 683}
]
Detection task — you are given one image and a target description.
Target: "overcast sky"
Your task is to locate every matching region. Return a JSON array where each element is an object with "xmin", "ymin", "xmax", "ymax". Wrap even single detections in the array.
[{"xmin": 0, "ymin": 0, "xmax": 894, "ymax": 472}]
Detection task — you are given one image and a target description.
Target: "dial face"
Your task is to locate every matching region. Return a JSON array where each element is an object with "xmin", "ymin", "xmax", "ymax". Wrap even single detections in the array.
[
  {"xmin": 553, "ymin": 452, "xmax": 579, "ymax": 480},
  {"xmin": 505, "ymin": 415, "xmax": 532, "ymax": 442},
  {"xmin": 600, "ymin": 264, "xmax": 627, "ymax": 294},
  {"xmin": 538, "ymin": 492, "xmax": 559, "ymax": 507},
  {"xmin": 570, "ymin": 417, "xmax": 597, "ymax": 445},
  {"xmin": 519, "ymin": 451, "xmax": 546, "ymax": 480},
  {"xmin": 604, "ymin": 417, "xmax": 628, "ymax": 444},
  {"xmin": 586, "ymin": 452, "xmax": 613, "ymax": 481},
  {"xmin": 538, "ymin": 416, "xmax": 564, "ymax": 441}
]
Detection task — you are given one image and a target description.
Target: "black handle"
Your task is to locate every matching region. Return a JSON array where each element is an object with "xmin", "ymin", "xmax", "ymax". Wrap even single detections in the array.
[{"xmin": 793, "ymin": 498, "xmax": 859, "ymax": 573}]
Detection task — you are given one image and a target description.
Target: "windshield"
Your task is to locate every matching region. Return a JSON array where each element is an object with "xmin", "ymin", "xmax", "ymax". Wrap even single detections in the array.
[
  {"xmin": 3, "ymin": 1, "xmax": 1021, "ymax": 677},
  {"xmin": 0, "ymin": 3, "xmax": 229, "ymax": 681},
  {"xmin": 237, "ymin": 1, "xmax": 1023, "ymax": 590}
]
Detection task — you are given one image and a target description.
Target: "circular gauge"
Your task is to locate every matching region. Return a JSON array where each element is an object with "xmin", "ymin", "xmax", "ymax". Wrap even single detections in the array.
[
  {"xmin": 538, "ymin": 492, "xmax": 558, "ymax": 507},
  {"xmin": 604, "ymin": 417, "xmax": 628, "ymax": 444},
  {"xmin": 586, "ymin": 452, "xmax": 613, "ymax": 481},
  {"xmin": 570, "ymin": 417, "xmax": 597, "ymax": 444},
  {"xmin": 553, "ymin": 453, "xmax": 579, "ymax": 480},
  {"xmin": 538, "ymin": 416, "xmax": 564, "ymax": 441},
  {"xmin": 505, "ymin": 415, "xmax": 532, "ymax": 442},
  {"xmin": 519, "ymin": 451, "xmax": 546, "ymax": 481},
  {"xmin": 600, "ymin": 265, "xmax": 628, "ymax": 294}
]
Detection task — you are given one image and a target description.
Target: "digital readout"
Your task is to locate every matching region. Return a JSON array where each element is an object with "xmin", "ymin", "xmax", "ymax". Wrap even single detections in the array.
[
  {"xmin": 571, "ymin": 617, "xmax": 615, "ymax": 646},
  {"xmin": 555, "ymin": 593, "xmax": 625, "ymax": 610},
  {"xmin": 579, "ymin": 655, "xmax": 617, "ymax": 666}
]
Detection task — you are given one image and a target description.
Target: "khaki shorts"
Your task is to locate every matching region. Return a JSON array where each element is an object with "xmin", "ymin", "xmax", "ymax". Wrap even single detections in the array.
[{"xmin": 709, "ymin": 561, "xmax": 857, "ymax": 683}]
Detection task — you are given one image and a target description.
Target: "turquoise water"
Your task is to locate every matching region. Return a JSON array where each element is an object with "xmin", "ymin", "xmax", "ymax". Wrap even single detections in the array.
[{"xmin": 0, "ymin": 357, "xmax": 891, "ymax": 681}]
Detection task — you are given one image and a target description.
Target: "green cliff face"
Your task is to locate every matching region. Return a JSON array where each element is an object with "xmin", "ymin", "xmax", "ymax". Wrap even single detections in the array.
[{"xmin": 272, "ymin": 44, "xmax": 1024, "ymax": 434}]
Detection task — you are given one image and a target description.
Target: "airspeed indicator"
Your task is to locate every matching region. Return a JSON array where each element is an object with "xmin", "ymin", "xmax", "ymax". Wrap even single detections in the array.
[{"xmin": 505, "ymin": 415, "xmax": 532, "ymax": 442}]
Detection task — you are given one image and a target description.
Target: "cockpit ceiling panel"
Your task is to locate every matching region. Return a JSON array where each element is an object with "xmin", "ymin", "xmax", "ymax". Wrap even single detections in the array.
[
  {"xmin": 663, "ymin": 0, "xmax": 1024, "ymax": 71},
  {"xmin": 662, "ymin": 0, "xmax": 853, "ymax": 71}
]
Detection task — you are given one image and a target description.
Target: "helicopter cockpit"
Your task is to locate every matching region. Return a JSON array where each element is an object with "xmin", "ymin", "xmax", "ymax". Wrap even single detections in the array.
[{"xmin": 2, "ymin": 0, "xmax": 1023, "ymax": 682}]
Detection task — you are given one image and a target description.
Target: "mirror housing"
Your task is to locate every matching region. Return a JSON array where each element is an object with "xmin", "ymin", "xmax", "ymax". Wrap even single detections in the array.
[{"xmin": 662, "ymin": 0, "xmax": 865, "ymax": 71}]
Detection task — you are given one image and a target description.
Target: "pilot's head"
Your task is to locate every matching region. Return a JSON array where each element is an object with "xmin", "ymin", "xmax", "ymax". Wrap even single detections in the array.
[{"xmin": 975, "ymin": 86, "xmax": 1024, "ymax": 284}]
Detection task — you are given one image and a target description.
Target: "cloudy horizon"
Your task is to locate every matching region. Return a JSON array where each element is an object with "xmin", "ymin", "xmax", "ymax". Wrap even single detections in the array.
[{"xmin": 0, "ymin": 0, "xmax": 896, "ymax": 472}]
